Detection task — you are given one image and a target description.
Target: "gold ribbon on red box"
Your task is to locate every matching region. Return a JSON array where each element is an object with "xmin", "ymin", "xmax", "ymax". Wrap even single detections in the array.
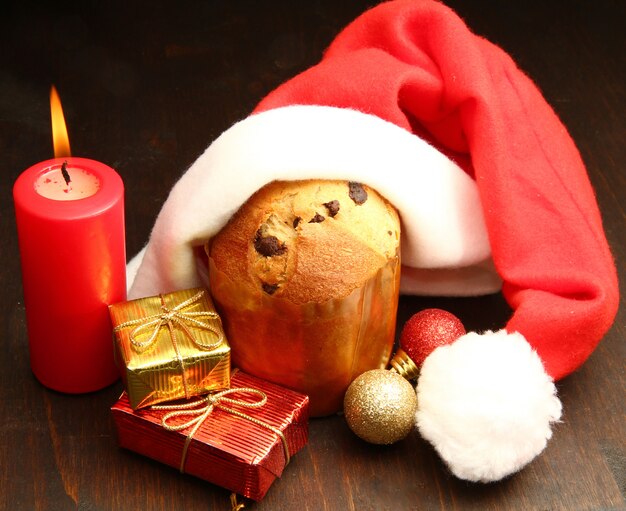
[{"xmin": 152, "ymin": 386, "xmax": 290, "ymax": 473}]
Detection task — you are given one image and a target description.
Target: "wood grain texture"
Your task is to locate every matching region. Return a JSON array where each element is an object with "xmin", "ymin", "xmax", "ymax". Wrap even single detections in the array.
[{"xmin": 1, "ymin": 1, "xmax": 624, "ymax": 510}]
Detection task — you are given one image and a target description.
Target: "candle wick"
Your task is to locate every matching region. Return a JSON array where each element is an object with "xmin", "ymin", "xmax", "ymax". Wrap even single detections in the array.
[
  {"xmin": 61, "ymin": 160, "xmax": 72, "ymax": 193},
  {"xmin": 61, "ymin": 161, "xmax": 72, "ymax": 186}
]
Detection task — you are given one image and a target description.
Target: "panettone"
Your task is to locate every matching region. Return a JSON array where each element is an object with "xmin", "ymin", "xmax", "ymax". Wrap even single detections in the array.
[{"xmin": 207, "ymin": 179, "xmax": 401, "ymax": 416}]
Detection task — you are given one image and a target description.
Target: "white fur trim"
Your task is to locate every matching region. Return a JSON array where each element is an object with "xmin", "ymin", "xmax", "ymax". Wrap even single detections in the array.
[
  {"xmin": 416, "ymin": 330, "xmax": 562, "ymax": 482},
  {"xmin": 128, "ymin": 105, "xmax": 498, "ymax": 299}
]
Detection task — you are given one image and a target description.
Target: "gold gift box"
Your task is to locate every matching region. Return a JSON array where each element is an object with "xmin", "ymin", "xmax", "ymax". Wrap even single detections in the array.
[{"xmin": 109, "ymin": 287, "xmax": 230, "ymax": 410}]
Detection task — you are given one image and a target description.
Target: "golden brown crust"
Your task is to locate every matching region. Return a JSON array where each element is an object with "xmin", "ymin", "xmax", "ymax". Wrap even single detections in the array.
[
  {"xmin": 209, "ymin": 179, "xmax": 400, "ymax": 304},
  {"xmin": 207, "ymin": 179, "xmax": 401, "ymax": 415}
]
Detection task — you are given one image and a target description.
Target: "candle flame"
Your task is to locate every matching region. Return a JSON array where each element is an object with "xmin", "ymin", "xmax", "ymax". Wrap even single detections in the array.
[{"xmin": 50, "ymin": 85, "xmax": 71, "ymax": 158}]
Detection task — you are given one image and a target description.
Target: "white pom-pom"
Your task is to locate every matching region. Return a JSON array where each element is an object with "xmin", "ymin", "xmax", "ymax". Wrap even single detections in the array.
[{"xmin": 416, "ymin": 329, "xmax": 562, "ymax": 482}]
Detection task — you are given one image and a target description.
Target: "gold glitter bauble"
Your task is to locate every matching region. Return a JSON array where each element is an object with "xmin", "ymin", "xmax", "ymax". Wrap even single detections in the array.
[{"xmin": 343, "ymin": 369, "xmax": 418, "ymax": 445}]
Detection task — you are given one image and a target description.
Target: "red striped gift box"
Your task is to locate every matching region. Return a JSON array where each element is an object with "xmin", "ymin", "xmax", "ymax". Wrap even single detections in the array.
[{"xmin": 111, "ymin": 370, "xmax": 309, "ymax": 501}]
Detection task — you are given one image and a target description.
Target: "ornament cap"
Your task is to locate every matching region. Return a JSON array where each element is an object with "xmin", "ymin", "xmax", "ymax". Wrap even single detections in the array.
[{"xmin": 389, "ymin": 348, "xmax": 420, "ymax": 380}]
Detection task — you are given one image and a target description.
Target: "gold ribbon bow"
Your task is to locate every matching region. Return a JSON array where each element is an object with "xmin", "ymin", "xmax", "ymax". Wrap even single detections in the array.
[
  {"xmin": 113, "ymin": 289, "xmax": 223, "ymax": 352},
  {"xmin": 152, "ymin": 387, "xmax": 291, "ymax": 473}
]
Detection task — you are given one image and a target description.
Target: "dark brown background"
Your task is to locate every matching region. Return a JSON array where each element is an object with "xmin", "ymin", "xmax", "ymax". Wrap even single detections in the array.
[{"xmin": 1, "ymin": 1, "xmax": 624, "ymax": 510}]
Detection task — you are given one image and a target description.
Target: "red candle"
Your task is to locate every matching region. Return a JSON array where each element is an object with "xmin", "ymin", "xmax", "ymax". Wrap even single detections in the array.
[{"xmin": 14, "ymin": 157, "xmax": 126, "ymax": 393}]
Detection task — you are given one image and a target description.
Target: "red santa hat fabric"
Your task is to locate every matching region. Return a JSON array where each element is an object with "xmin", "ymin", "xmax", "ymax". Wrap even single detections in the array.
[
  {"xmin": 127, "ymin": 0, "xmax": 618, "ymax": 481},
  {"xmin": 252, "ymin": 0, "xmax": 619, "ymax": 381}
]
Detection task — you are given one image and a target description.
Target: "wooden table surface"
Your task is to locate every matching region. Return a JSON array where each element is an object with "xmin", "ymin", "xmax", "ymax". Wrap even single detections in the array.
[{"xmin": 1, "ymin": 1, "xmax": 624, "ymax": 510}]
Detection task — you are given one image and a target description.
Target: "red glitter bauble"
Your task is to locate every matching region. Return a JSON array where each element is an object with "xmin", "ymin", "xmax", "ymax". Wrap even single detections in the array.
[{"xmin": 399, "ymin": 309, "xmax": 466, "ymax": 366}]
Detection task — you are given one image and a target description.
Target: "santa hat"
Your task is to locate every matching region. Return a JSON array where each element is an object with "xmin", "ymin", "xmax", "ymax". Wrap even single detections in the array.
[{"xmin": 127, "ymin": 0, "xmax": 618, "ymax": 482}]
